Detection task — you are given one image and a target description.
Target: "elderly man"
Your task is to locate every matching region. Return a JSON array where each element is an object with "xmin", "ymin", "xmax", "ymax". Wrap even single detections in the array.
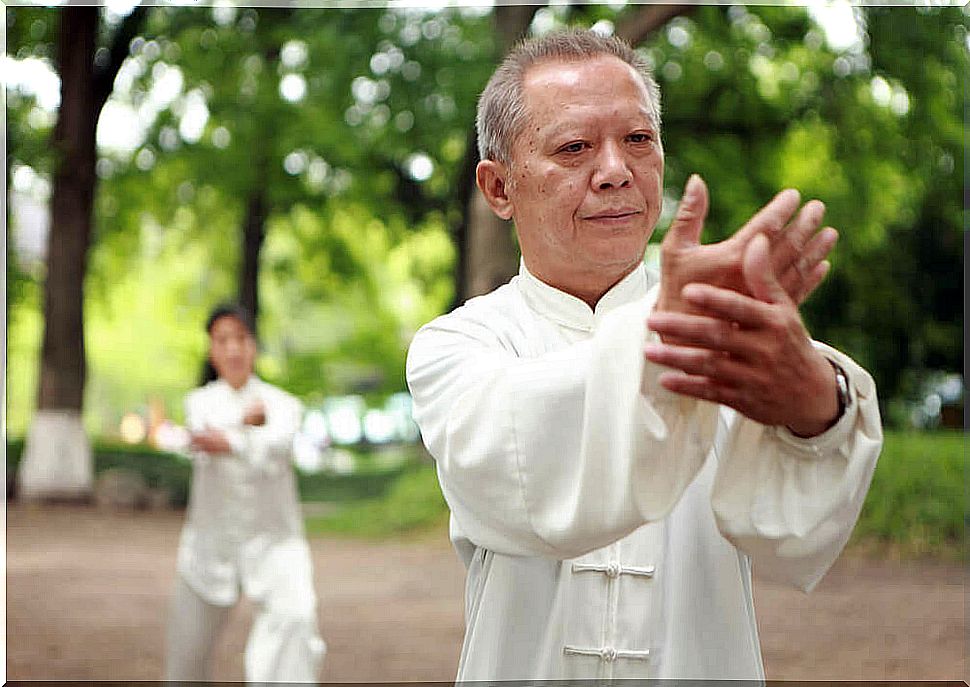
[{"xmin": 406, "ymin": 30, "xmax": 881, "ymax": 681}]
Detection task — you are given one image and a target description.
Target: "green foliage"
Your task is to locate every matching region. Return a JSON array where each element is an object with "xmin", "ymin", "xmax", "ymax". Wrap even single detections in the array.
[
  {"xmin": 852, "ymin": 430, "xmax": 965, "ymax": 559},
  {"xmin": 304, "ymin": 461, "xmax": 448, "ymax": 539},
  {"xmin": 640, "ymin": 6, "xmax": 966, "ymax": 412},
  {"xmin": 4, "ymin": 5, "xmax": 964, "ymax": 435}
]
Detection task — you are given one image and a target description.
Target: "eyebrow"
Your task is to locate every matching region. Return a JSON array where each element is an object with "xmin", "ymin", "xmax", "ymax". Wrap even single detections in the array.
[{"xmin": 541, "ymin": 115, "xmax": 657, "ymax": 141}]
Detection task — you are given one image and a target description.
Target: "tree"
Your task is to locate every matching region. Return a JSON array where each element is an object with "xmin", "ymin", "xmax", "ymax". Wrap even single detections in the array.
[
  {"xmin": 5, "ymin": 5, "xmax": 962, "ymax": 436},
  {"xmin": 94, "ymin": 6, "xmax": 501, "ymax": 396},
  {"xmin": 17, "ymin": 6, "xmax": 146, "ymax": 499}
]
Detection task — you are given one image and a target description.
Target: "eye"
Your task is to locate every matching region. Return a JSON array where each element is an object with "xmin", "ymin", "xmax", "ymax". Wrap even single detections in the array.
[
  {"xmin": 557, "ymin": 141, "xmax": 588, "ymax": 154},
  {"xmin": 627, "ymin": 131, "xmax": 654, "ymax": 144}
]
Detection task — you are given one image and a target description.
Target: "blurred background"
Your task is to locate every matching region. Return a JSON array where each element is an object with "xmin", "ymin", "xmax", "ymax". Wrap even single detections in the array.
[{"xmin": 4, "ymin": 0, "xmax": 966, "ymax": 681}]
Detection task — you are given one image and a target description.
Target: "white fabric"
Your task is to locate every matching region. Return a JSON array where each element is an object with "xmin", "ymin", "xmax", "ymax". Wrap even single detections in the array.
[
  {"xmin": 165, "ymin": 575, "xmax": 325, "ymax": 683},
  {"xmin": 406, "ymin": 261, "xmax": 882, "ymax": 681},
  {"xmin": 172, "ymin": 376, "xmax": 325, "ymax": 682},
  {"xmin": 165, "ymin": 576, "xmax": 231, "ymax": 681}
]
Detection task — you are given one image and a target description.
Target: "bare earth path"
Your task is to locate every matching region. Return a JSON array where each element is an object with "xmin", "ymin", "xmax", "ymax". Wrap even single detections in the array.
[{"xmin": 6, "ymin": 504, "xmax": 965, "ymax": 681}]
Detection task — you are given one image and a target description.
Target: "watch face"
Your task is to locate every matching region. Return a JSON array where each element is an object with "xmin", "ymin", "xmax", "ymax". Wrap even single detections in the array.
[
  {"xmin": 828, "ymin": 360, "xmax": 850, "ymax": 414},
  {"xmin": 835, "ymin": 367, "xmax": 849, "ymax": 407}
]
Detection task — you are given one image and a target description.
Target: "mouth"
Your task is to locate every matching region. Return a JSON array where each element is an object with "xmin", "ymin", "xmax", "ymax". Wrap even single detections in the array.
[{"xmin": 582, "ymin": 208, "xmax": 642, "ymax": 221}]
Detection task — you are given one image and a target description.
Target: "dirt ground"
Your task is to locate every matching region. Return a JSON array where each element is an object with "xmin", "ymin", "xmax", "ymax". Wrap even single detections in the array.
[{"xmin": 6, "ymin": 503, "xmax": 965, "ymax": 682}]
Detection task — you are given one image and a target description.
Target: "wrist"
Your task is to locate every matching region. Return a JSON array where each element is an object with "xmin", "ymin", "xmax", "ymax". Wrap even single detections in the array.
[{"xmin": 786, "ymin": 357, "xmax": 845, "ymax": 438}]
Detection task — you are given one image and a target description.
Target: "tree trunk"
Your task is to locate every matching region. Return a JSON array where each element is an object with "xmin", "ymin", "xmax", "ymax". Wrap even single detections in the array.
[
  {"xmin": 615, "ymin": 4, "xmax": 695, "ymax": 46},
  {"xmin": 38, "ymin": 8, "xmax": 98, "ymax": 413},
  {"xmin": 238, "ymin": 185, "xmax": 268, "ymax": 336},
  {"xmin": 454, "ymin": 5, "xmax": 538, "ymax": 305},
  {"xmin": 20, "ymin": 6, "xmax": 145, "ymax": 500},
  {"xmin": 20, "ymin": 8, "xmax": 99, "ymax": 500},
  {"xmin": 235, "ymin": 11, "xmax": 287, "ymax": 334}
]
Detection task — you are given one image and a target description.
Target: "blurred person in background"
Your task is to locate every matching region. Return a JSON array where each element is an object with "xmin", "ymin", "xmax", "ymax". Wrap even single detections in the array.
[{"xmin": 165, "ymin": 303, "xmax": 325, "ymax": 683}]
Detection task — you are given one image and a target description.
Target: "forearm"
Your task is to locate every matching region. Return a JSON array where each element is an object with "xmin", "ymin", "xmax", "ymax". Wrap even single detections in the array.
[{"xmin": 710, "ymin": 345, "xmax": 882, "ymax": 590}]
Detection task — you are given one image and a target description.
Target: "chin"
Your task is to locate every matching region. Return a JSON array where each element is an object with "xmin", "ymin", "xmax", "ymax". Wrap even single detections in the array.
[{"xmin": 590, "ymin": 245, "xmax": 646, "ymax": 270}]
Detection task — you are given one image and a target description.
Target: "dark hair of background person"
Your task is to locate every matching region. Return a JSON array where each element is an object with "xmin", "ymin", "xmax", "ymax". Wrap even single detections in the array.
[{"xmin": 199, "ymin": 303, "xmax": 256, "ymax": 386}]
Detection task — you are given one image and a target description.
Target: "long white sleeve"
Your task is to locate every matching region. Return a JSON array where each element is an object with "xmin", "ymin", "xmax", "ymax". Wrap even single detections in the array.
[
  {"xmin": 709, "ymin": 343, "xmax": 883, "ymax": 591},
  {"xmin": 184, "ymin": 380, "xmax": 303, "ymax": 475},
  {"xmin": 231, "ymin": 386, "xmax": 303, "ymax": 475},
  {"xmin": 408, "ymin": 279, "xmax": 882, "ymax": 584},
  {"xmin": 407, "ymin": 292, "xmax": 718, "ymax": 560}
]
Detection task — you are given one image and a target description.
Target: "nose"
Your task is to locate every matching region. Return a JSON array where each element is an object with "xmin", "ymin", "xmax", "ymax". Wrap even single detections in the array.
[{"xmin": 591, "ymin": 141, "xmax": 632, "ymax": 190}]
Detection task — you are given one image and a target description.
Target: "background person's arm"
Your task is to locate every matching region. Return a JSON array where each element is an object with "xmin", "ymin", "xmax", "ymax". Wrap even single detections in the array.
[{"xmin": 225, "ymin": 386, "xmax": 303, "ymax": 475}]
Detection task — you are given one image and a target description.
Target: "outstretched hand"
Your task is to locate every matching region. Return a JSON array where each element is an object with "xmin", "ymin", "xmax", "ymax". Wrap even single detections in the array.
[
  {"xmin": 656, "ymin": 175, "xmax": 837, "ymax": 318},
  {"xmin": 646, "ymin": 233, "xmax": 840, "ymax": 437}
]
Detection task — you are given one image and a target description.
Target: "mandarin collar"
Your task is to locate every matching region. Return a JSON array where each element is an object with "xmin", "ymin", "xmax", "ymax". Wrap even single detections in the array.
[
  {"xmin": 514, "ymin": 259, "xmax": 654, "ymax": 332},
  {"xmin": 214, "ymin": 375, "xmax": 258, "ymax": 396}
]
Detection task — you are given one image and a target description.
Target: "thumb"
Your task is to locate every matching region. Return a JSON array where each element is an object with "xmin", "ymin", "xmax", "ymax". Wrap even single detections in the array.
[
  {"xmin": 743, "ymin": 233, "xmax": 790, "ymax": 305},
  {"xmin": 663, "ymin": 174, "xmax": 708, "ymax": 249}
]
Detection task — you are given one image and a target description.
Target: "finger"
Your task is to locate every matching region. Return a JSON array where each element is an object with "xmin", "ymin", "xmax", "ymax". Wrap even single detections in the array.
[
  {"xmin": 769, "ymin": 200, "xmax": 825, "ymax": 277},
  {"xmin": 657, "ymin": 371, "xmax": 743, "ymax": 407},
  {"xmin": 645, "ymin": 343, "xmax": 750, "ymax": 386},
  {"xmin": 647, "ymin": 311, "xmax": 751, "ymax": 357},
  {"xmin": 805, "ymin": 226, "xmax": 838, "ymax": 263},
  {"xmin": 742, "ymin": 233, "xmax": 790, "ymax": 306},
  {"xmin": 732, "ymin": 188, "xmax": 801, "ymax": 245},
  {"xmin": 792, "ymin": 260, "xmax": 831, "ymax": 304},
  {"xmin": 662, "ymin": 174, "xmax": 709, "ymax": 249},
  {"xmin": 777, "ymin": 226, "xmax": 838, "ymax": 302},
  {"xmin": 681, "ymin": 282, "xmax": 775, "ymax": 329}
]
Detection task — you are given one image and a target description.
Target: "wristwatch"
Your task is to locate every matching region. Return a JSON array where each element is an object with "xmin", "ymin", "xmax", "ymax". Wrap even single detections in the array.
[{"xmin": 828, "ymin": 359, "xmax": 850, "ymax": 422}]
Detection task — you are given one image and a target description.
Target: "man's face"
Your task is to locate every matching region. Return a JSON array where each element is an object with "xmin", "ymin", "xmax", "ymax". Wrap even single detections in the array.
[
  {"xmin": 502, "ymin": 56, "xmax": 664, "ymax": 296},
  {"xmin": 209, "ymin": 315, "xmax": 256, "ymax": 390}
]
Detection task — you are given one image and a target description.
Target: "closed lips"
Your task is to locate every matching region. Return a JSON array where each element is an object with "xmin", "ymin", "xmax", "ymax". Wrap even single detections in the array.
[{"xmin": 583, "ymin": 209, "xmax": 641, "ymax": 219}]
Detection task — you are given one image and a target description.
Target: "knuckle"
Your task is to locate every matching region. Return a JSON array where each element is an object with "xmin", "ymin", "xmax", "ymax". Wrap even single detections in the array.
[{"xmin": 784, "ymin": 232, "xmax": 804, "ymax": 252}]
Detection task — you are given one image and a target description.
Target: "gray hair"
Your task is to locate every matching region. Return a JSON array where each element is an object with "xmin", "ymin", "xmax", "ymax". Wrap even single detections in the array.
[{"xmin": 476, "ymin": 29, "xmax": 662, "ymax": 164}]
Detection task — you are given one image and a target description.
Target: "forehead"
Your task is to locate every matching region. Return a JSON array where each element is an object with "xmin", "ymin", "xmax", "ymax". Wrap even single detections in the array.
[
  {"xmin": 210, "ymin": 315, "xmax": 251, "ymax": 337},
  {"xmin": 519, "ymin": 55, "xmax": 654, "ymax": 127}
]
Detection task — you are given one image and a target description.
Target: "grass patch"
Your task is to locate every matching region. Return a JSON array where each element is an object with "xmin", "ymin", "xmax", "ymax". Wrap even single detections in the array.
[
  {"xmin": 851, "ymin": 429, "xmax": 964, "ymax": 560},
  {"xmin": 304, "ymin": 462, "xmax": 448, "ymax": 539}
]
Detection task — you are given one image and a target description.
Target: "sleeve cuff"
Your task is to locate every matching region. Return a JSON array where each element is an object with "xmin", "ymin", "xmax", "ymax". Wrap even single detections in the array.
[
  {"xmin": 770, "ymin": 344, "xmax": 868, "ymax": 457},
  {"xmin": 224, "ymin": 428, "xmax": 248, "ymax": 457}
]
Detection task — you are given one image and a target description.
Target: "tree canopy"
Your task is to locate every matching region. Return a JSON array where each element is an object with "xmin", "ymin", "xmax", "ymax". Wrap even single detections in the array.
[{"xmin": 5, "ymin": 4, "xmax": 965, "ymax": 436}]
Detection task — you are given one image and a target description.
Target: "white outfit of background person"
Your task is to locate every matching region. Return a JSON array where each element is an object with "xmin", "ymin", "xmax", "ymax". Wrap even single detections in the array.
[
  {"xmin": 165, "ymin": 375, "xmax": 325, "ymax": 682},
  {"xmin": 406, "ymin": 262, "xmax": 883, "ymax": 681}
]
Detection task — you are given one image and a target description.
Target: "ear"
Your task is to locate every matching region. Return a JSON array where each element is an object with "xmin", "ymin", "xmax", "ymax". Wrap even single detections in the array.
[{"xmin": 476, "ymin": 159, "xmax": 515, "ymax": 221}]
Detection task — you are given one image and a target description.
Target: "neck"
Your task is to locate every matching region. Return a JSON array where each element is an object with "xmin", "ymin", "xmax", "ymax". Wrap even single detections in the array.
[{"xmin": 224, "ymin": 375, "xmax": 250, "ymax": 390}]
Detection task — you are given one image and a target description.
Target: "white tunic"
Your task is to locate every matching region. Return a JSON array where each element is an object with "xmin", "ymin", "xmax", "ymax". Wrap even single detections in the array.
[
  {"xmin": 177, "ymin": 376, "xmax": 314, "ymax": 608},
  {"xmin": 406, "ymin": 262, "xmax": 882, "ymax": 681}
]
